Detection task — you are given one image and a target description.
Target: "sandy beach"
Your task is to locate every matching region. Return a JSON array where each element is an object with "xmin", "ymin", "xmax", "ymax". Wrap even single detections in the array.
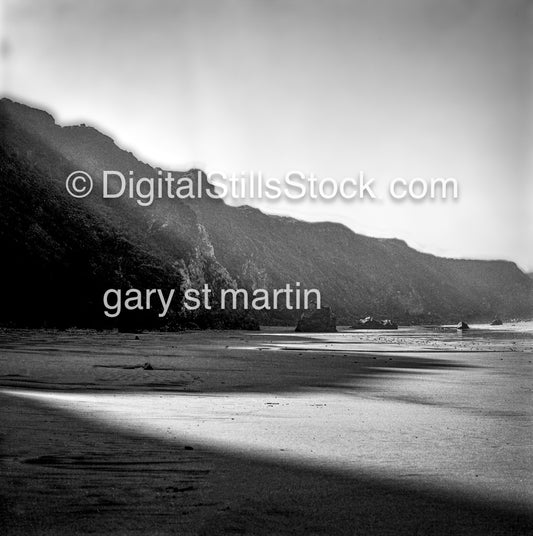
[{"xmin": 1, "ymin": 325, "xmax": 532, "ymax": 534}]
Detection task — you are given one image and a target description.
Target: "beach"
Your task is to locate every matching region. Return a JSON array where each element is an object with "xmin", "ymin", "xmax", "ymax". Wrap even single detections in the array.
[{"xmin": 1, "ymin": 325, "xmax": 532, "ymax": 534}]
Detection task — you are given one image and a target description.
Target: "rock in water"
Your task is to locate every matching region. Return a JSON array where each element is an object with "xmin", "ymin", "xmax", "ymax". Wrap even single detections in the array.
[
  {"xmin": 490, "ymin": 318, "xmax": 503, "ymax": 326},
  {"xmin": 456, "ymin": 321, "xmax": 470, "ymax": 330},
  {"xmin": 295, "ymin": 307, "xmax": 337, "ymax": 333},
  {"xmin": 351, "ymin": 316, "xmax": 398, "ymax": 330}
]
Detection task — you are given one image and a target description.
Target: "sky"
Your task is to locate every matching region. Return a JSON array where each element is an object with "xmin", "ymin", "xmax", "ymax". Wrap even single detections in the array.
[{"xmin": 2, "ymin": 0, "xmax": 532, "ymax": 270}]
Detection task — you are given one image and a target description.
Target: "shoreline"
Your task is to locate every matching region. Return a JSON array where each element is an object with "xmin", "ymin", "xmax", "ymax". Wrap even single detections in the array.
[{"xmin": 1, "ymin": 327, "xmax": 532, "ymax": 534}]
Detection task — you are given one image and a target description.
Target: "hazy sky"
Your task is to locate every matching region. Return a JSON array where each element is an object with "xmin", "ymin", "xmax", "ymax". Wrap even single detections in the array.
[{"xmin": 2, "ymin": 0, "xmax": 532, "ymax": 270}]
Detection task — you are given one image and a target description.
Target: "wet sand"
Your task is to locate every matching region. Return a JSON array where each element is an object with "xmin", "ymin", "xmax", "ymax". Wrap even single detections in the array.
[{"xmin": 1, "ymin": 326, "xmax": 532, "ymax": 534}]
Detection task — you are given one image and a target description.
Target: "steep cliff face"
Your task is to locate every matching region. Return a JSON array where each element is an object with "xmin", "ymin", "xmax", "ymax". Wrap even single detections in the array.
[
  {"xmin": 0, "ymin": 99, "xmax": 238, "ymax": 328},
  {"xmin": 1, "ymin": 98, "xmax": 531, "ymax": 327},
  {"xmin": 184, "ymin": 198, "xmax": 532, "ymax": 322}
]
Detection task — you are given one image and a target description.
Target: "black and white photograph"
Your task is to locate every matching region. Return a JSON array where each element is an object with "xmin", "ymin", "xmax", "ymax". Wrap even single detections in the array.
[{"xmin": 0, "ymin": 1, "xmax": 532, "ymax": 534}]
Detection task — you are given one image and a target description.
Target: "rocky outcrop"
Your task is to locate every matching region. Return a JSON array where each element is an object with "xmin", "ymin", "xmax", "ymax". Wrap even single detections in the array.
[
  {"xmin": 295, "ymin": 307, "xmax": 337, "ymax": 333},
  {"xmin": 351, "ymin": 317, "xmax": 398, "ymax": 330}
]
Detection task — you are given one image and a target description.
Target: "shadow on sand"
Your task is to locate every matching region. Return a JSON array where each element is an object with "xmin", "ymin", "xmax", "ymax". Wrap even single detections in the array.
[{"xmin": 1, "ymin": 393, "xmax": 532, "ymax": 536}]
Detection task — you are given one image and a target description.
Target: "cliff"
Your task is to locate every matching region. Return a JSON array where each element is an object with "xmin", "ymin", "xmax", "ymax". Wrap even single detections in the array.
[{"xmin": 1, "ymin": 98, "xmax": 531, "ymax": 328}]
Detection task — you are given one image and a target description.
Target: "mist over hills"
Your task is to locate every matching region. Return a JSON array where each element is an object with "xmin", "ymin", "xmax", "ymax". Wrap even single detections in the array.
[{"xmin": 1, "ymin": 98, "xmax": 531, "ymax": 328}]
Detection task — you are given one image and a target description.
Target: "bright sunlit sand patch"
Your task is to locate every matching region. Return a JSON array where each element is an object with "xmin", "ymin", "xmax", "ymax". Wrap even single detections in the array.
[{"xmin": 3, "ymin": 387, "xmax": 531, "ymax": 510}]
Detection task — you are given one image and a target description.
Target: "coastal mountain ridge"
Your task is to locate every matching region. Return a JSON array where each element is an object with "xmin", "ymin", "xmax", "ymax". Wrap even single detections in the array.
[{"xmin": 1, "ymin": 98, "xmax": 531, "ymax": 328}]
